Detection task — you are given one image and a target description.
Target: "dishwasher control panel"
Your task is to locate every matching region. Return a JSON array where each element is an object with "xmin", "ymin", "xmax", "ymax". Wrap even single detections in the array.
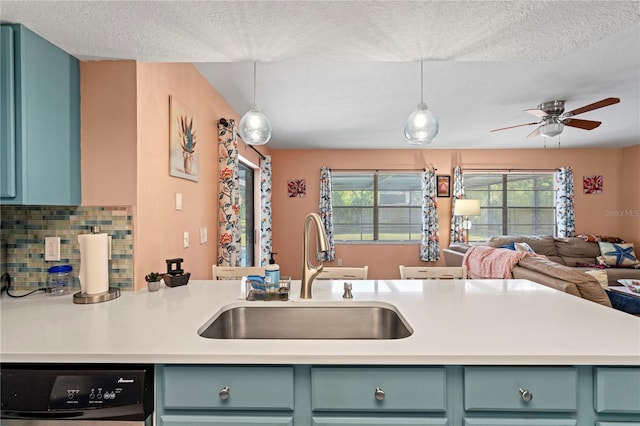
[
  {"xmin": 1, "ymin": 364, "xmax": 153, "ymax": 420},
  {"xmin": 49, "ymin": 372, "xmax": 141, "ymax": 409}
]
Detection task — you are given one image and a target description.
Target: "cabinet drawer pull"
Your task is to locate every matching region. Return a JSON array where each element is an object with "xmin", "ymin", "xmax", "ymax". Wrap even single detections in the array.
[
  {"xmin": 519, "ymin": 388, "xmax": 533, "ymax": 402},
  {"xmin": 374, "ymin": 387, "xmax": 385, "ymax": 401},
  {"xmin": 219, "ymin": 386, "xmax": 230, "ymax": 400}
]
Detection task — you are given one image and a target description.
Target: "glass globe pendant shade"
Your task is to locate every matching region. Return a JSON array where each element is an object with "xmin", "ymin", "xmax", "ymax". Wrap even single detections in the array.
[
  {"xmin": 238, "ymin": 104, "xmax": 272, "ymax": 145},
  {"xmin": 404, "ymin": 101, "xmax": 439, "ymax": 145}
]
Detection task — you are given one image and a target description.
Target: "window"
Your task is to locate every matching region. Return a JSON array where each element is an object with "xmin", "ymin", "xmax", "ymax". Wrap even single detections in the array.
[
  {"xmin": 238, "ymin": 162, "xmax": 255, "ymax": 266},
  {"xmin": 464, "ymin": 173, "xmax": 555, "ymax": 242},
  {"xmin": 331, "ymin": 172, "xmax": 422, "ymax": 242}
]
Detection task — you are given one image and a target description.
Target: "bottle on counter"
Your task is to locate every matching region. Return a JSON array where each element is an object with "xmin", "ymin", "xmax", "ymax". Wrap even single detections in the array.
[{"xmin": 265, "ymin": 264, "xmax": 280, "ymax": 285}]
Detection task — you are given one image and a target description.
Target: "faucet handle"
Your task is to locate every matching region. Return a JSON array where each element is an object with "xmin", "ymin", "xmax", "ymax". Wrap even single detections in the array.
[{"xmin": 343, "ymin": 282, "xmax": 353, "ymax": 299}]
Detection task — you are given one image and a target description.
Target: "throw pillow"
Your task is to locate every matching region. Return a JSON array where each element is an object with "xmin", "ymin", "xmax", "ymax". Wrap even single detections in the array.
[
  {"xmin": 598, "ymin": 242, "xmax": 640, "ymax": 267},
  {"xmin": 499, "ymin": 242, "xmax": 516, "ymax": 250},
  {"xmin": 585, "ymin": 269, "xmax": 608, "ymax": 288},
  {"xmin": 514, "ymin": 242, "xmax": 535, "ymax": 253}
]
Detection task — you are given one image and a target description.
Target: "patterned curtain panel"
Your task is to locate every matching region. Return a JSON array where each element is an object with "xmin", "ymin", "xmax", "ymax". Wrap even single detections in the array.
[
  {"xmin": 260, "ymin": 155, "xmax": 273, "ymax": 266},
  {"xmin": 217, "ymin": 119, "xmax": 241, "ymax": 266},
  {"xmin": 555, "ymin": 167, "xmax": 575, "ymax": 237},
  {"xmin": 420, "ymin": 169, "xmax": 440, "ymax": 261},
  {"xmin": 318, "ymin": 166, "xmax": 336, "ymax": 261},
  {"xmin": 450, "ymin": 166, "xmax": 466, "ymax": 244}
]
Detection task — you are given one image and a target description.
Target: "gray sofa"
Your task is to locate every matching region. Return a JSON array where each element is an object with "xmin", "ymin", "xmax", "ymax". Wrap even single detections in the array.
[{"xmin": 443, "ymin": 235, "xmax": 640, "ymax": 308}]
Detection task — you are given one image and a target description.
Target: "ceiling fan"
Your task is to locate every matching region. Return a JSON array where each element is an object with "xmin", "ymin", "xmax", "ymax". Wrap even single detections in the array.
[{"xmin": 491, "ymin": 97, "xmax": 620, "ymax": 138}]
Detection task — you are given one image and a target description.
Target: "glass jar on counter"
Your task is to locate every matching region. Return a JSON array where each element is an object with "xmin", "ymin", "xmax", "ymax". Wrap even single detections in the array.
[{"xmin": 46, "ymin": 265, "xmax": 73, "ymax": 296}]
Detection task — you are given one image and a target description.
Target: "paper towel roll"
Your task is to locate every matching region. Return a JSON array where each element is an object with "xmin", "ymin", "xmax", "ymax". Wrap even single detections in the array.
[{"xmin": 78, "ymin": 233, "xmax": 110, "ymax": 295}]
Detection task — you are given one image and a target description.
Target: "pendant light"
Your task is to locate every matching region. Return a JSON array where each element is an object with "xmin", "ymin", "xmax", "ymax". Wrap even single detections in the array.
[
  {"xmin": 404, "ymin": 60, "xmax": 439, "ymax": 145},
  {"xmin": 239, "ymin": 61, "xmax": 272, "ymax": 145}
]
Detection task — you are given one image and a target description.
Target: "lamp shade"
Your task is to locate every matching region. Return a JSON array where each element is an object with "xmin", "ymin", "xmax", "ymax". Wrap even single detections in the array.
[
  {"xmin": 404, "ymin": 102, "xmax": 439, "ymax": 145},
  {"xmin": 238, "ymin": 104, "xmax": 272, "ymax": 145},
  {"xmin": 539, "ymin": 121, "xmax": 564, "ymax": 138},
  {"xmin": 454, "ymin": 199, "xmax": 481, "ymax": 217}
]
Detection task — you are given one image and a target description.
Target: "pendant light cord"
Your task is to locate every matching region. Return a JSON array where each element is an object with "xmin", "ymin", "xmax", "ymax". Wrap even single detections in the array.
[
  {"xmin": 420, "ymin": 60, "xmax": 424, "ymax": 104},
  {"xmin": 253, "ymin": 61, "xmax": 257, "ymax": 105}
]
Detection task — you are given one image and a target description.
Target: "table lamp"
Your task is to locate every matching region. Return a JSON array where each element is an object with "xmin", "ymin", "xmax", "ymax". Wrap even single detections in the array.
[{"xmin": 454, "ymin": 199, "xmax": 481, "ymax": 243}]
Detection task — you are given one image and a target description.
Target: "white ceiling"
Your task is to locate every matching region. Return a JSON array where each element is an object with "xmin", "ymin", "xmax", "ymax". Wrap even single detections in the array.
[{"xmin": 2, "ymin": 1, "xmax": 639, "ymax": 150}]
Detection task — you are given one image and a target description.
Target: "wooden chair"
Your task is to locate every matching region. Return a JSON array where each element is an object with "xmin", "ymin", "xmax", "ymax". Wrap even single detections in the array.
[
  {"xmin": 399, "ymin": 265, "xmax": 467, "ymax": 280},
  {"xmin": 212, "ymin": 265, "xmax": 266, "ymax": 280},
  {"xmin": 316, "ymin": 266, "xmax": 368, "ymax": 280}
]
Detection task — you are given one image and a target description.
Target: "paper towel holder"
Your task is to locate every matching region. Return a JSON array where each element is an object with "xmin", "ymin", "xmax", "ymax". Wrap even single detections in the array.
[{"xmin": 73, "ymin": 226, "xmax": 121, "ymax": 304}]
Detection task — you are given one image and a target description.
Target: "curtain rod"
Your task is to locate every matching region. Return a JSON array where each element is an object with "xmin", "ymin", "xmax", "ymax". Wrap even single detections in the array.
[
  {"xmin": 464, "ymin": 168, "xmax": 558, "ymax": 172},
  {"xmin": 331, "ymin": 168, "xmax": 434, "ymax": 172},
  {"xmin": 218, "ymin": 118, "xmax": 266, "ymax": 161}
]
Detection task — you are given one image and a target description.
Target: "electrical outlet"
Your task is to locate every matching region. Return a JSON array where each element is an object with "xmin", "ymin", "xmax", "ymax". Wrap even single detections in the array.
[
  {"xmin": 337, "ymin": 258, "xmax": 342, "ymax": 266},
  {"xmin": 183, "ymin": 231, "xmax": 190, "ymax": 248},
  {"xmin": 200, "ymin": 227, "xmax": 207, "ymax": 244},
  {"xmin": 45, "ymin": 237, "xmax": 61, "ymax": 261}
]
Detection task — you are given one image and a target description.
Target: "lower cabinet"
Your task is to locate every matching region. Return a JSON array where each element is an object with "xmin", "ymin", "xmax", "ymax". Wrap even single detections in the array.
[{"xmin": 156, "ymin": 365, "xmax": 640, "ymax": 425}]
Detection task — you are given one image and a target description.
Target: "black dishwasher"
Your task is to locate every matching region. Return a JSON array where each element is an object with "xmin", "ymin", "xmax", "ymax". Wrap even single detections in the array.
[{"xmin": 1, "ymin": 364, "xmax": 153, "ymax": 425}]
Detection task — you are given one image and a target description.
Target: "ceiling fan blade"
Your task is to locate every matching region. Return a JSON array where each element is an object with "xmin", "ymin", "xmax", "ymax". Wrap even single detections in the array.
[
  {"xmin": 562, "ymin": 118, "xmax": 602, "ymax": 130},
  {"xmin": 490, "ymin": 122, "xmax": 539, "ymax": 132},
  {"xmin": 527, "ymin": 126, "xmax": 541, "ymax": 138},
  {"xmin": 525, "ymin": 109, "xmax": 548, "ymax": 118},
  {"xmin": 566, "ymin": 97, "xmax": 620, "ymax": 116}
]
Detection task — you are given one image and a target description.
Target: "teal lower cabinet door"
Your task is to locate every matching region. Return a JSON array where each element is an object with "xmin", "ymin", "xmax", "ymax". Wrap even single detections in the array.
[
  {"xmin": 463, "ymin": 420, "xmax": 576, "ymax": 426},
  {"xmin": 594, "ymin": 368, "xmax": 640, "ymax": 414},
  {"xmin": 312, "ymin": 418, "xmax": 447, "ymax": 425},
  {"xmin": 464, "ymin": 367, "xmax": 577, "ymax": 412},
  {"xmin": 159, "ymin": 415, "xmax": 293, "ymax": 425}
]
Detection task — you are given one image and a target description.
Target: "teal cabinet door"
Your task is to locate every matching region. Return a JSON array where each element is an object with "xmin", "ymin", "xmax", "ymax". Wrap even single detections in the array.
[
  {"xmin": 594, "ymin": 368, "xmax": 640, "ymax": 414},
  {"xmin": 463, "ymin": 419, "xmax": 576, "ymax": 425},
  {"xmin": 313, "ymin": 417, "xmax": 447, "ymax": 425},
  {"xmin": 162, "ymin": 366, "xmax": 294, "ymax": 411},
  {"xmin": 312, "ymin": 367, "xmax": 446, "ymax": 412},
  {"xmin": 0, "ymin": 26, "xmax": 16, "ymax": 198},
  {"xmin": 0, "ymin": 24, "xmax": 80, "ymax": 206},
  {"xmin": 464, "ymin": 367, "xmax": 577, "ymax": 412},
  {"xmin": 159, "ymin": 415, "xmax": 293, "ymax": 425}
]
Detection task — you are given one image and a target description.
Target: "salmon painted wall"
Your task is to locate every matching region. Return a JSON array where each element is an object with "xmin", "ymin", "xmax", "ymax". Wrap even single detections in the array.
[
  {"xmin": 82, "ymin": 61, "xmax": 267, "ymax": 289},
  {"xmin": 81, "ymin": 61, "xmax": 137, "ymax": 206},
  {"xmin": 271, "ymin": 147, "xmax": 640, "ymax": 279},
  {"xmin": 621, "ymin": 145, "xmax": 640, "ymax": 241}
]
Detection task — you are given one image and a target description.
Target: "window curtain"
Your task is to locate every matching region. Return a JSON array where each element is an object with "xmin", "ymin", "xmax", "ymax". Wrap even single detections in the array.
[
  {"xmin": 217, "ymin": 119, "xmax": 241, "ymax": 266},
  {"xmin": 259, "ymin": 155, "xmax": 273, "ymax": 266},
  {"xmin": 420, "ymin": 169, "xmax": 440, "ymax": 261},
  {"xmin": 318, "ymin": 166, "xmax": 335, "ymax": 261},
  {"xmin": 450, "ymin": 166, "xmax": 466, "ymax": 244},
  {"xmin": 555, "ymin": 167, "xmax": 575, "ymax": 237}
]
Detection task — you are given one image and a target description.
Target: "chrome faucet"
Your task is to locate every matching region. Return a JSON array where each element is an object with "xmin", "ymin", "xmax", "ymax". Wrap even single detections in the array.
[{"xmin": 300, "ymin": 212, "xmax": 329, "ymax": 299}]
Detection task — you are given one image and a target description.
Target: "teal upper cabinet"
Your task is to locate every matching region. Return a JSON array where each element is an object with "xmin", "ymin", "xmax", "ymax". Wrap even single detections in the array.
[{"xmin": 1, "ymin": 24, "xmax": 80, "ymax": 205}]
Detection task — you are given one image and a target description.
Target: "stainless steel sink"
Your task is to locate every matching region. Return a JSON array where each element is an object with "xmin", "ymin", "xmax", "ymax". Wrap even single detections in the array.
[{"xmin": 198, "ymin": 302, "xmax": 413, "ymax": 339}]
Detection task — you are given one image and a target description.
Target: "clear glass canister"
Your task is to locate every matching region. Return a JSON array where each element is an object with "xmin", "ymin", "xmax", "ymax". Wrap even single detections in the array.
[{"xmin": 46, "ymin": 265, "xmax": 73, "ymax": 296}]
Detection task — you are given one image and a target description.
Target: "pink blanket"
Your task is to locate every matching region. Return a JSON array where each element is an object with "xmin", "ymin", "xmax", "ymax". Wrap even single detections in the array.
[{"xmin": 463, "ymin": 246, "xmax": 534, "ymax": 279}]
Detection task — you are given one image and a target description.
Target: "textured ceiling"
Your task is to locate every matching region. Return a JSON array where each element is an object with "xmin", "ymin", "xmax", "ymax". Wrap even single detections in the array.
[{"xmin": 2, "ymin": 1, "xmax": 639, "ymax": 150}]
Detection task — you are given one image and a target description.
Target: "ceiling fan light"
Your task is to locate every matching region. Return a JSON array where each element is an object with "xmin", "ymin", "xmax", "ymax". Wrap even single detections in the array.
[
  {"xmin": 540, "ymin": 121, "xmax": 564, "ymax": 138},
  {"xmin": 404, "ymin": 102, "xmax": 439, "ymax": 145},
  {"xmin": 239, "ymin": 104, "xmax": 272, "ymax": 145}
]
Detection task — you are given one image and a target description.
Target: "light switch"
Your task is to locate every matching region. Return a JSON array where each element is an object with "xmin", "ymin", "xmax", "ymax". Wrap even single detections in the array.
[
  {"xmin": 176, "ymin": 193, "xmax": 183, "ymax": 210},
  {"xmin": 200, "ymin": 227, "xmax": 207, "ymax": 244},
  {"xmin": 183, "ymin": 231, "xmax": 189, "ymax": 248}
]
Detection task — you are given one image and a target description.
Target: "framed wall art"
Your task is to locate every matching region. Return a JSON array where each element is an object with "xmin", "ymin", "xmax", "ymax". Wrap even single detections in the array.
[
  {"xmin": 437, "ymin": 175, "xmax": 451, "ymax": 197},
  {"xmin": 169, "ymin": 95, "xmax": 199, "ymax": 182},
  {"xmin": 583, "ymin": 175, "xmax": 603, "ymax": 194},
  {"xmin": 288, "ymin": 179, "xmax": 306, "ymax": 198}
]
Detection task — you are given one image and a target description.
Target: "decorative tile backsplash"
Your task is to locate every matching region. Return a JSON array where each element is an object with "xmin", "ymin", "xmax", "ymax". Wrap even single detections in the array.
[{"xmin": 1, "ymin": 206, "xmax": 133, "ymax": 291}]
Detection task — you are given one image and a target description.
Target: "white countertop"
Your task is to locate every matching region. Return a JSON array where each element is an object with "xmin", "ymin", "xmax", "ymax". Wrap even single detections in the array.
[{"xmin": 1, "ymin": 279, "xmax": 639, "ymax": 365}]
